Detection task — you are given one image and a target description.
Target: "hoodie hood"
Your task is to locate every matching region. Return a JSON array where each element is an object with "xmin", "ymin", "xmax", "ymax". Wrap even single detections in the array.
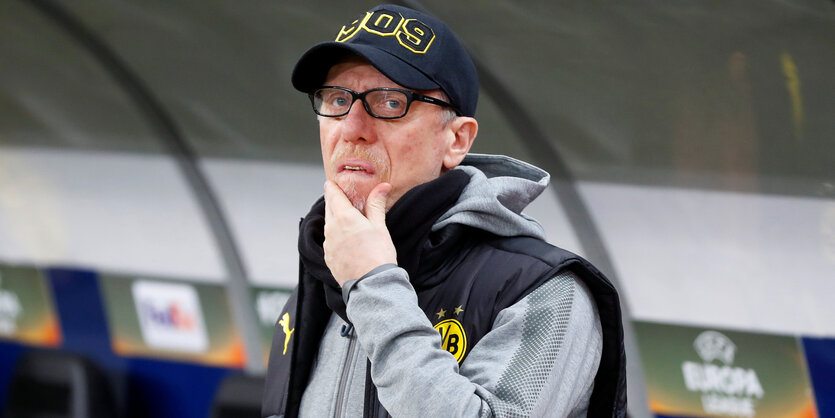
[{"xmin": 433, "ymin": 153, "xmax": 549, "ymax": 240}]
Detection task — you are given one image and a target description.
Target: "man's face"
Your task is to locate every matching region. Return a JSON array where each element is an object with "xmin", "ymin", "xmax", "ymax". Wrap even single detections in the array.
[{"xmin": 319, "ymin": 59, "xmax": 456, "ymax": 210}]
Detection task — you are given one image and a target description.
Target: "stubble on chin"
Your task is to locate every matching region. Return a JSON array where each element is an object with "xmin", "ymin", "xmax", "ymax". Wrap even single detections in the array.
[{"xmin": 340, "ymin": 180, "xmax": 366, "ymax": 213}]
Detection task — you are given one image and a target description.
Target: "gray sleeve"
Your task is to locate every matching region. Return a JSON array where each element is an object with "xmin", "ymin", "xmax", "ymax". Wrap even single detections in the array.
[{"xmin": 344, "ymin": 268, "xmax": 602, "ymax": 417}]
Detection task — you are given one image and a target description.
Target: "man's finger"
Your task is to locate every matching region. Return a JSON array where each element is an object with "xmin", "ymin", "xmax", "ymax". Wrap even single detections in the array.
[
  {"xmin": 323, "ymin": 180, "xmax": 354, "ymax": 218},
  {"xmin": 365, "ymin": 182, "xmax": 391, "ymax": 225}
]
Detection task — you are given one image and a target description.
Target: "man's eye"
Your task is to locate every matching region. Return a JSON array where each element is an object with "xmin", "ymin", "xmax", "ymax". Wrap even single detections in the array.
[
  {"xmin": 384, "ymin": 99, "xmax": 403, "ymax": 109},
  {"xmin": 332, "ymin": 97, "xmax": 349, "ymax": 107}
]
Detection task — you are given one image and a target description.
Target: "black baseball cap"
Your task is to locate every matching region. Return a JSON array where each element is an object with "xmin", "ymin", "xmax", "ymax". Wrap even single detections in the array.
[{"xmin": 291, "ymin": 4, "xmax": 478, "ymax": 117}]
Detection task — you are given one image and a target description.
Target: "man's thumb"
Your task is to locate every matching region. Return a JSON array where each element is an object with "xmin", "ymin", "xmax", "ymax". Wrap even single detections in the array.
[{"xmin": 365, "ymin": 182, "xmax": 391, "ymax": 223}]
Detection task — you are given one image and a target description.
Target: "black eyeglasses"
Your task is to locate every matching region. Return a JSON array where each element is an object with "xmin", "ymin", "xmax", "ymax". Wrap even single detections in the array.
[{"xmin": 309, "ymin": 86, "xmax": 459, "ymax": 119}]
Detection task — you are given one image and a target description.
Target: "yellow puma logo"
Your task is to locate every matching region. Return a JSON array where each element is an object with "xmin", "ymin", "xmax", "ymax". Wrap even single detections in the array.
[{"xmin": 278, "ymin": 312, "xmax": 295, "ymax": 355}]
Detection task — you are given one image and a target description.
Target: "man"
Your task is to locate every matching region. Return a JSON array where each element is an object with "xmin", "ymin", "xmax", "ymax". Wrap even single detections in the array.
[{"xmin": 263, "ymin": 4, "xmax": 626, "ymax": 417}]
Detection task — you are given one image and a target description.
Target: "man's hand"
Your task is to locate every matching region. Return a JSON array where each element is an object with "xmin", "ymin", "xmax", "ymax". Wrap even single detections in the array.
[{"xmin": 323, "ymin": 180, "xmax": 397, "ymax": 286}]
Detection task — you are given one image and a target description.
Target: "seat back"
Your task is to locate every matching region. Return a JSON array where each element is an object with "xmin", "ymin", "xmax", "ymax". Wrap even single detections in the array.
[
  {"xmin": 210, "ymin": 373, "xmax": 264, "ymax": 418},
  {"xmin": 3, "ymin": 350, "xmax": 116, "ymax": 418}
]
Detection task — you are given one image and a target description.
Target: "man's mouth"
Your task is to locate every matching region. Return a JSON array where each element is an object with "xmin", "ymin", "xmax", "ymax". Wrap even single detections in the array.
[{"xmin": 336, "ymin": 160, "xmax": 375, "ymax": 175}]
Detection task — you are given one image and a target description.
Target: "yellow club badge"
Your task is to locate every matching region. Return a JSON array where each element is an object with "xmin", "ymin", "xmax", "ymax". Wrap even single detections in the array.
[{"xmin": 434, "ymin": 319, "xmax": 467, "ymax": 363}]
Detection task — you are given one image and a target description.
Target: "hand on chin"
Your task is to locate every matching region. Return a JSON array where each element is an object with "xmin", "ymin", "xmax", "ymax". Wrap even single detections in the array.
[
  {"xmin": 335, "ymin": 176, "xmax": 377, "ymax": 212},
  {"xmin": 323, "ymin": 180, "xmax": 395, "ymax": 286}
]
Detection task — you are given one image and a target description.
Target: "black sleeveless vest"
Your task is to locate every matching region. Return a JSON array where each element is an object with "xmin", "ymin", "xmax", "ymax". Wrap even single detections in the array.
[
  {"xmin": 262, "ymin": 170, "xmax": 626, "ymax": 417},
  {"xmin": 262, "ymin": 232, "xmax": 627, "ymax": 418}
]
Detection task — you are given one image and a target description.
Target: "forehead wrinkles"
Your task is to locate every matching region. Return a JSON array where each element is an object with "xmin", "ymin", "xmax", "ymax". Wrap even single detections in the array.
[
  {"xmin": 325, "ymin": 62, "xmax": 400, "ymax": 90},
  {"xmin": 326, "ymin": 63, "xmax": 449, "ymax": 104}
]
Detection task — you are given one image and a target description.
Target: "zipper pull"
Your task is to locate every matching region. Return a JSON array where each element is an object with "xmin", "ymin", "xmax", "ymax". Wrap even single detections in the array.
[{"xmin": 340, "ymin": 323, "xmax": 354, "ymax": 337}]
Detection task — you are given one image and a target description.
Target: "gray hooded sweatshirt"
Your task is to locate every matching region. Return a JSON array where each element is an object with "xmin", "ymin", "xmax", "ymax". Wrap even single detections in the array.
[{"xmin": 298, "ymin": 154, "xmax": 602, "ymax": 417}]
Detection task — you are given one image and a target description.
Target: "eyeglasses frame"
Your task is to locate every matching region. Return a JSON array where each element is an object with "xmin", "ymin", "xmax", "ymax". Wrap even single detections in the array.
[{"xmin": 309, "ymin": 86, "xmax": 461, "ymax": 119}]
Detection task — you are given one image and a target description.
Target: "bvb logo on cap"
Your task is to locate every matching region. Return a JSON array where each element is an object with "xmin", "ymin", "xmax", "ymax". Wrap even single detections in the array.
[{"xmin": 335, "ymin": 9, "xmax": 436, "ymax": 54}]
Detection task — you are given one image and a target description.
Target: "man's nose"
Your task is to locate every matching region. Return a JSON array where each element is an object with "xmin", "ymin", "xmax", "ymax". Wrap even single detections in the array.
[{"xmin": 339, "ymin": 99, "xmax": 375, "ymax": 142}]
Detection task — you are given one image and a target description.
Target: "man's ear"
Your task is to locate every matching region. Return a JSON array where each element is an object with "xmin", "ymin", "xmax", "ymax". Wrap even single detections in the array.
[{"xmin": 442, "ymin": 117, "xmax": 478, "ymax": 170}]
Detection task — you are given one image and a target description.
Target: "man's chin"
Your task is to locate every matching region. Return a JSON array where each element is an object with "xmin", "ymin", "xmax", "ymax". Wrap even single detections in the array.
[{"xmin": 336, "ymin": 179, "xmax": 373, "ymax": 212}]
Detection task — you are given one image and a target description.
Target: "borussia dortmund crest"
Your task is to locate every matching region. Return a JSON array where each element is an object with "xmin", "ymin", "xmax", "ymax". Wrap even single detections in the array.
[{"xmin": 434, "ymin": 319, "xmax": 467, "ymax": 363}]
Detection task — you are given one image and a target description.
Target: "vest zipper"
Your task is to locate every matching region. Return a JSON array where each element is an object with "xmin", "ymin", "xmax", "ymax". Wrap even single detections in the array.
[{"xmin": 335, "ymin": 323, "xmax": 357, "ymax": 418}]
